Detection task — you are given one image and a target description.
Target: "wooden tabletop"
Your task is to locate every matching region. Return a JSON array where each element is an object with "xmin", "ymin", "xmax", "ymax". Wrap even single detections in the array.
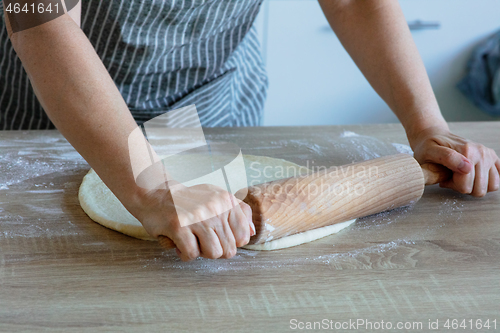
[{"xmin": 1, "ymin": 122, "xmax": 499, "ymax": 332}]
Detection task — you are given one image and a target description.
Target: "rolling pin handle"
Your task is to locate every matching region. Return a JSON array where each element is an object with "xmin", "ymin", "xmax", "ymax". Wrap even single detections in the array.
[
  {"xmin": 421, "ymin": 163, "xmax": 453, "ymax": 185},
  {"xmin": 158, "ymin": 235, "xmax": 176, "ymax": 249}
]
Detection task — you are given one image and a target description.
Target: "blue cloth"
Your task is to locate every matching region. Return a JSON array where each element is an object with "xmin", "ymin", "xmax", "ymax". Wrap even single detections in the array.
[{"xmin": 458, "ymin": 30, "xmax": 500, "ymax": 116}]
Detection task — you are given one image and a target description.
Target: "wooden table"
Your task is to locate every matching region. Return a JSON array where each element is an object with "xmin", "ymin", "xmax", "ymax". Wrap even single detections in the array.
[{"xmin": 1, "ymin": 122, "xmax": 499, "ymax": 332}]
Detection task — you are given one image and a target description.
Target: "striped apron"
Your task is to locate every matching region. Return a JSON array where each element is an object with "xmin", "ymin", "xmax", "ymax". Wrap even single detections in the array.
[{"xmin": 0, "ymin": 0, "xmax": 268, "ymax": 130}]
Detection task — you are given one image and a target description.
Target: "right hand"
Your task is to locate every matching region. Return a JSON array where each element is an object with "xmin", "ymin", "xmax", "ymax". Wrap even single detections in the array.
[{"xmin": 129, "ymin": 183, "xmax": 255, "ymax": 261}]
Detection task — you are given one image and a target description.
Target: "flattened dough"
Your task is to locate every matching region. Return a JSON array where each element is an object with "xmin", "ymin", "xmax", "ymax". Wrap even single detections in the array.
[
  {"xmin": 243, "ymin": 219, "xmax": 355, "ymax": 250},
  {"xmin": 78, "ymin": 154, "xmax": 356, "ymax": 250}
]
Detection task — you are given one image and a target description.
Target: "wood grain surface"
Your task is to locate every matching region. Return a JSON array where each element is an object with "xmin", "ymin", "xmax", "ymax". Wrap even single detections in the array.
[{"xmin": 1, "ymin": 122, "xmax": 499, "ymax": 332}]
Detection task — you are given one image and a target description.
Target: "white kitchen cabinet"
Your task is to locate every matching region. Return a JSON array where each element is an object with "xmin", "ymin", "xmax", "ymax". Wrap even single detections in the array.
[{"xmin": 256, "ymin": 0, "xmax": 500, "ymax": 126}]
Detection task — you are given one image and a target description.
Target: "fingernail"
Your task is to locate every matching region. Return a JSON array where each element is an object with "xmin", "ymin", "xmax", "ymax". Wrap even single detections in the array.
[{"xmin": 250, "ymin": 222, "xmax": 256, "ymax": 236}]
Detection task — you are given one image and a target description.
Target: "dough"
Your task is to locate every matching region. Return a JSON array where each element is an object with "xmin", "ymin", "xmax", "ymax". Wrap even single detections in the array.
[
  {"xmin": 79, "ymin": 154, "xmax": 356, "ymax": 250},
  {"xmin": 243, "ymin": 219, "xmax": 355, "ymax": 250}
]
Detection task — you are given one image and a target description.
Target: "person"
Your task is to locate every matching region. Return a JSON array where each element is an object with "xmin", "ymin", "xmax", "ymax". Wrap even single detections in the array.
[{"xmin": 1, "ymin": 0, "xmax": 499, "ymax": 261}]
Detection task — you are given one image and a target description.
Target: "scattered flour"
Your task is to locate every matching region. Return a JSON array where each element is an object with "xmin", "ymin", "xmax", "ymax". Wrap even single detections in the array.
[
  {"xmin": 392, "ymin": 142, "xmax": 414, "ymax": 155},
  {"xmin": 1, "ymin": 132, "xmax": 459, "ymax": 273},
  {"xmin": 340, "ymin": 131, "xmax": 360, "ymax": 138},
  {"xmin": 264, "ymin": 223, "xmax": 276, "ymax": 232},
  {"xmin": 1, "ymin": 141, "xmax": 87, "ymax": 241}
]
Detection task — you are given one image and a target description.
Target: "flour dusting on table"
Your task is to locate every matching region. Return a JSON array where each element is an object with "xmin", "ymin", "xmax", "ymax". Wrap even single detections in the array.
[{"xmin": 1, "ymin": 131, "xmax": 465, "ymax": 273}]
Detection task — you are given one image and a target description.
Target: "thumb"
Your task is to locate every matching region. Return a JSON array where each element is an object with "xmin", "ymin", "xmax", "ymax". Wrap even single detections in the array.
[{"xmin": 426, "ymin": 145, "xmax": 473, "ymax": 175}]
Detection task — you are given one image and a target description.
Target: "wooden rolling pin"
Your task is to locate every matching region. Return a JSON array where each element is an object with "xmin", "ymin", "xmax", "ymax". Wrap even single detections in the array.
[{"xmin": 158, "ymin": 154, "xmax": 451, "ymax": 248}]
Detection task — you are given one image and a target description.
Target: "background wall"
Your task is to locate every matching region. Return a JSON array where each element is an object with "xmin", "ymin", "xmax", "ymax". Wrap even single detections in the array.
[{"xmin": 254, "ymin": 0, "xmax": 500, "ymax": 126}]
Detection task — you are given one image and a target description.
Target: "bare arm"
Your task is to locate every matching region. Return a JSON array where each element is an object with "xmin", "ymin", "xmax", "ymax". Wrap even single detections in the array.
[
  {"xmin": 5, "ymin": 2, "xmax": 142, "ymax": 206},
  {"xmin": 319, "ymin": 0, "xmax": 500, "ymax": 196},
  {"xmin": 318, "ymin": 0, "xmax": 445, "ymax": 137},
  {"xmin": 3, "ymin": 1, "xmax": 253, "ymax": 259}
]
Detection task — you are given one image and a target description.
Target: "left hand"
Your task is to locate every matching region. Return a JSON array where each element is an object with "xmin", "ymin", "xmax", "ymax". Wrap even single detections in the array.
[{"xmin": 409, "ymin": 126, "xmax": 500, "ymax": 197}]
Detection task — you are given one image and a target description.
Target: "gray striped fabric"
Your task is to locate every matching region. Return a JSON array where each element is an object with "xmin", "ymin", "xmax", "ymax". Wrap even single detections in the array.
[{"xmin": 0, "ymin": 0, "xmax": 268, "ymax": 130}]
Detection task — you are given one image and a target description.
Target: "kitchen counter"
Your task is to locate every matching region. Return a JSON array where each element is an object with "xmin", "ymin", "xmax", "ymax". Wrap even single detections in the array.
[{"xmin": 1, "ymin": 122, "xmax": 499, "ymax": 332}]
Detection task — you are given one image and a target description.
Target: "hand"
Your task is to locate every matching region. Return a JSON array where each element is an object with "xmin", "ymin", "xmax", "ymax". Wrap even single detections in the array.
[
  {"xmin": 129, "ymin": 183, "xmax": 255, "ymax": 261},
  {"xmin": 409, "ymin": 126, "xmax": 500, "ymax": 197}
]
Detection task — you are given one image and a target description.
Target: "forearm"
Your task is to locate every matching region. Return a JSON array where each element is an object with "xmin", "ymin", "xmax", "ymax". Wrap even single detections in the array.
[
  {"xmin": 6, "ymin": 12, "xmax": 149, "ymax": 207},
  {"xmin": 319, "ymin": 0, "xmax": 448, "ymax": 138}
]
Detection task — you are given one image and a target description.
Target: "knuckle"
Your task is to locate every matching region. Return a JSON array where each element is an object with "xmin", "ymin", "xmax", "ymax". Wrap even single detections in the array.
[
  {"xmin": 206, "ymin": 249, "xmax": 223, "ymax": 259},
  {"xmin": 490, "ymin": 177, "xmax": 500, "ymax": 191},
  {"xmin": 205, "ymin": 239, "xmax": 223, "ymax": 259},
  {"xmin": 236, "ymin": 239, "xmax": 250, "ymax": 248},
  {"xmin": 228, "ymin": 248, "xmax": 237, "ymax": 258},
  {"xmin": 478, "ymin": 145, "xmax": 487, "ymax": 158},
  {"xmin": 462, "ymin": 142, "xmax": 471, "ymax": 154},
  {"xmin": 241, "ymin": 203, "xmax": 252, "ymax": 217},
  {"xmin": 234, "ymin": 228, "xmax": 250, "ymax": 246},
  {"xmin": 192, "ymin": 207, "xmax": 211, "ymax": 222},
  {"xmin": 199, "ymin": 184, "xmax": 210, "ymax": 191},
  {"xmin": 210, "ymin": 196, "xmax": 232, "ymax": 213},
  {"xmin": 458, "ymin": 184, "xmax": 473, "ymax": 194},
  {"xmin": 179, "ymin": 253, "xmax": 194, "ymax": 262},
  {"xmin": 488, "ymin": 148, "xmax": 498, "ymax": 160},
  {"xmin": 472, "ymin": 190, "xmax": 486, "ymax": 198},
  {"xmin": 193, "ymin": 206, "xmax": 206, "ymax": 217},
  {"xmin": 203, "ymin": 218, "xmax": 219, "ymax": 231},
  {"xmin": 224, "ymin": 196, "xmax": 236, "ymax": 209},
  {"xmin": 169, "ymin": 223, "xmax": 182, "ymax": 234},
  {"xmin": 235, "ymin": 233, "xmax": 250, "ymax": 247},
  {"xmin": 223, "ymin": 247, "xmax": 237, "ymax": 259},
  {"xmin": 211, "ymin": 245, "xmax": 224, "ymax": 259},
  {"xmin": 462, "ymin": 142, "xmax": 472, "ymax": 157},
  {"xmin": 185, "ymin": 248, "xmax": 199, "ymax": 260},
  {"xmin": 442, "ymin": 150, "xmax": 455, "ymax": 162}
]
